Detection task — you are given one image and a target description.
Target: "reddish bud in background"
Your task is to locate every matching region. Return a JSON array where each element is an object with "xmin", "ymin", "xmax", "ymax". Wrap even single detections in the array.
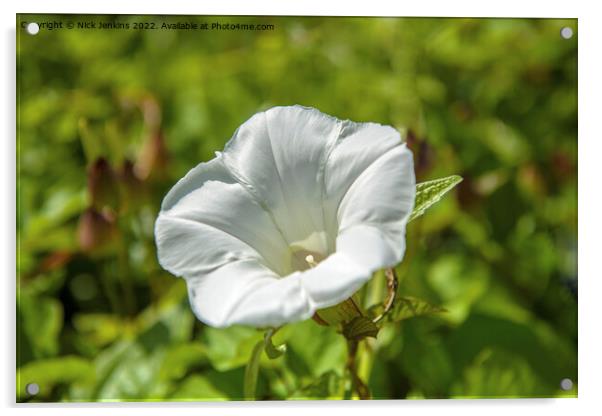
[
  {"xmin": 88, "ymin": 158, "xmax": 120, "ymax": 211},
  {"xmin": 136, "ymin": 130, "xmax": 169, "ymax": 181},
  {"xmin": 141, "ymin": 95, "xmax": 162, "ymax": 132},
  {"xmin": 456, "ymin": 175, "xmax": 480, "ymax": 210},
  {"xmin": 134, "ymin": 95, "xmax": 169, "ymax": 181},
  {"xmin": 518, "ymin": 163, "xmax": 547, "ymax": 198},
  {"xmin": 77, "ymin": 208, "xmax": 117, "ymax": 254},
  {"xmin": 23, "ymin": 251, "xmax": 74, "ymax": 282},
  {"xmin": 406, "ymin": 130, "xmax": 433, "ymax": 180},
  {"xmin": 551, "ymin": 150, "xmax": 576, "ymax": 180},
  {"xmin": 119, "ymin": 159, "xmax": 146, "ymax": 212}
]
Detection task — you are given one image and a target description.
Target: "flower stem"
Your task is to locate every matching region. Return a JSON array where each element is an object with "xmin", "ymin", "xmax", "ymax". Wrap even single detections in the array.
[
  {"xmin": 244, "ymin": 340, "xmax": 264, "ymax": 400},
  {"xmin": 357, "ymin": 339, "xmax": 375, "ymax": 389},
  {"xmin": 345, "ymin": 339, "xmax": 371, "ymax": 400}
]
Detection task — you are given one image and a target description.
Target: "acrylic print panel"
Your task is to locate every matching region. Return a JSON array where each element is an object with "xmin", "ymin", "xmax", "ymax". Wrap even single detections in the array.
[{"xmin": 16, "ymin": 14, "xmax": 577, "ymax": 402}]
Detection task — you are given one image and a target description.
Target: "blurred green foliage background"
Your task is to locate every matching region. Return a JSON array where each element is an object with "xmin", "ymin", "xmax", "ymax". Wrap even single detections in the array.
[{"xmin": 16, "ymin": 15, "xmax": 577, "ymax": 401}]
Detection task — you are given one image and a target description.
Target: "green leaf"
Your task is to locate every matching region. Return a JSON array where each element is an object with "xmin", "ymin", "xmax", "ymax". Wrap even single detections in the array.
[
  {"xmin": 158, "ymin": 343, "xmax": 208, "ymax": 382},
  {"xmin": 72, "ymin": 313, "xmax": 125, "ymax": 348},
  {"xmin": 371, "ymin": 296, "xmax": 446, "ymax": 324},
  {"xmin": 201, "ymin": 325, "xmax": 263, "ymax": 372},
  {"xmin": 450, "ymin": 348, "xmax": 546, "ymax": 398},
  {"xmin": 446, "ymin": 313, "xmax": 577, "ymax": 394},
  {"xmin": 75, "ymin": 335, "xmax": 175, "ymax": 401},
  {"xmin": 289, "ymin": 370, "xmax": 344, "ymax": 400},
  {"xmin": 342, "ymin": 316, "xmax": 380, "ymax": 341},
  {"xmin": 398, "ymin": 319, "xmax": 455, "ymax": 396},
  {"xmin": 88, "ymin": 341, "xmax": 165, "ymax": 401},
  {"xmin": 17, "ymin": 356, "xmax": 93, "ymax": 401},
  {"xmin": 135, "ymin": 285, "xmax": 195, "ymax": 347},
  {"xmin": 409, "ymin": 175, "xmax": 463, "ymax": 222},
  {"xmin": 168, "ymin": 369, "xmax": 245, "ymax": 401},
  {"xmin": 24, "ymin": 189, "xmax": 87, "ymax": 241},
  {"xmin": 17, "ymin": 294, "xmax": 63, "ymax": 365},
  {"xmin": 283, "ymin": 319, "xmax": 347, "ymax": 378}
]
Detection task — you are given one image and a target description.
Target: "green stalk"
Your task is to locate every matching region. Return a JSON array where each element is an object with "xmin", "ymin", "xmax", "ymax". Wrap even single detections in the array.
[
  {"xmin": 344, "ymin": 339, "xmax": 371, "ymax": 399},
  {"xmin": 244, "ymin": 340, "xmax": 264, "ymax": 400}
]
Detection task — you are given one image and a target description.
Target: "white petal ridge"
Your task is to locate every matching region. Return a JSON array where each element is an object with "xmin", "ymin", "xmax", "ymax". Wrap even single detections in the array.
[{"xmin": 155, "ymin": 105, "xmax": 415, "ymax": 328}]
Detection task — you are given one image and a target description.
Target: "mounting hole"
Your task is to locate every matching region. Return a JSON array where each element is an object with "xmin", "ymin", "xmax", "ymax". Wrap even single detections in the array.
[
  {"xmin": 26, "ymin": 22, "xmax": 39, "ymax": 35},
  {"xmin": 560, "ymin": 27, "xmax": 573, "ymax": 40},
  {"xmin": 25, "ymin": 382, "xmax": 39, "ymax": 396},
  {"xmin": 560, "ymin": 378, "xmax": 573, "ymax": 391}
]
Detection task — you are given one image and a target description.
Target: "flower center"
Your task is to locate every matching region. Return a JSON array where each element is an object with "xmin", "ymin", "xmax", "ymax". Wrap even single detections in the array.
[
  {"xmin": 291, "ymin": 249, "xmax": 325, "ymax": 271},
  {"xmin": 288, "ymin": 230, "xmax": 329, "ymax": 272},
  {"xmin": 305, "ymin": 254, "xmax": 318, "ymax": 268}
]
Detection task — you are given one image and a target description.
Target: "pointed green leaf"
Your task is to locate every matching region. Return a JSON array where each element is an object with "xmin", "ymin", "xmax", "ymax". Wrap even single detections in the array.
[
  {"xmin": 342, "ymin": 316, "xmax": 380, "ymax": 341},
  {"xmin": 386, "ymin": 296, "xmax": 446, "ymax": 323},
  {"xmin": 409, "ymin": 175, "xmax": 463, "ymax": 222}
]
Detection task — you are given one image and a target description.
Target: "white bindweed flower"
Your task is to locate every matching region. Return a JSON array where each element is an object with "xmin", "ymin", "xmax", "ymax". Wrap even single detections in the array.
[{"xmin": 155, "ymin": 106, "xmax": 416, "ymax": 328}]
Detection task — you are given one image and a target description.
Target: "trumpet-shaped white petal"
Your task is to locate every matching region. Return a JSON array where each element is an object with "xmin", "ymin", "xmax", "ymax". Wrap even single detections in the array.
[{"xmin": 155, "ymin": 105, "xmax": 415, "ymax": 328}]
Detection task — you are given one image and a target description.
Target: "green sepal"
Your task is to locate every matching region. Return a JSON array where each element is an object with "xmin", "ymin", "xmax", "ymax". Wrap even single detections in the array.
[
  {"xmin": 314, "ymin": 295, "xmax": 363, "ymax": 326},
  {"xmin": 342, "ymin": 316, "xmax": 380, "ymax": 341}
]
